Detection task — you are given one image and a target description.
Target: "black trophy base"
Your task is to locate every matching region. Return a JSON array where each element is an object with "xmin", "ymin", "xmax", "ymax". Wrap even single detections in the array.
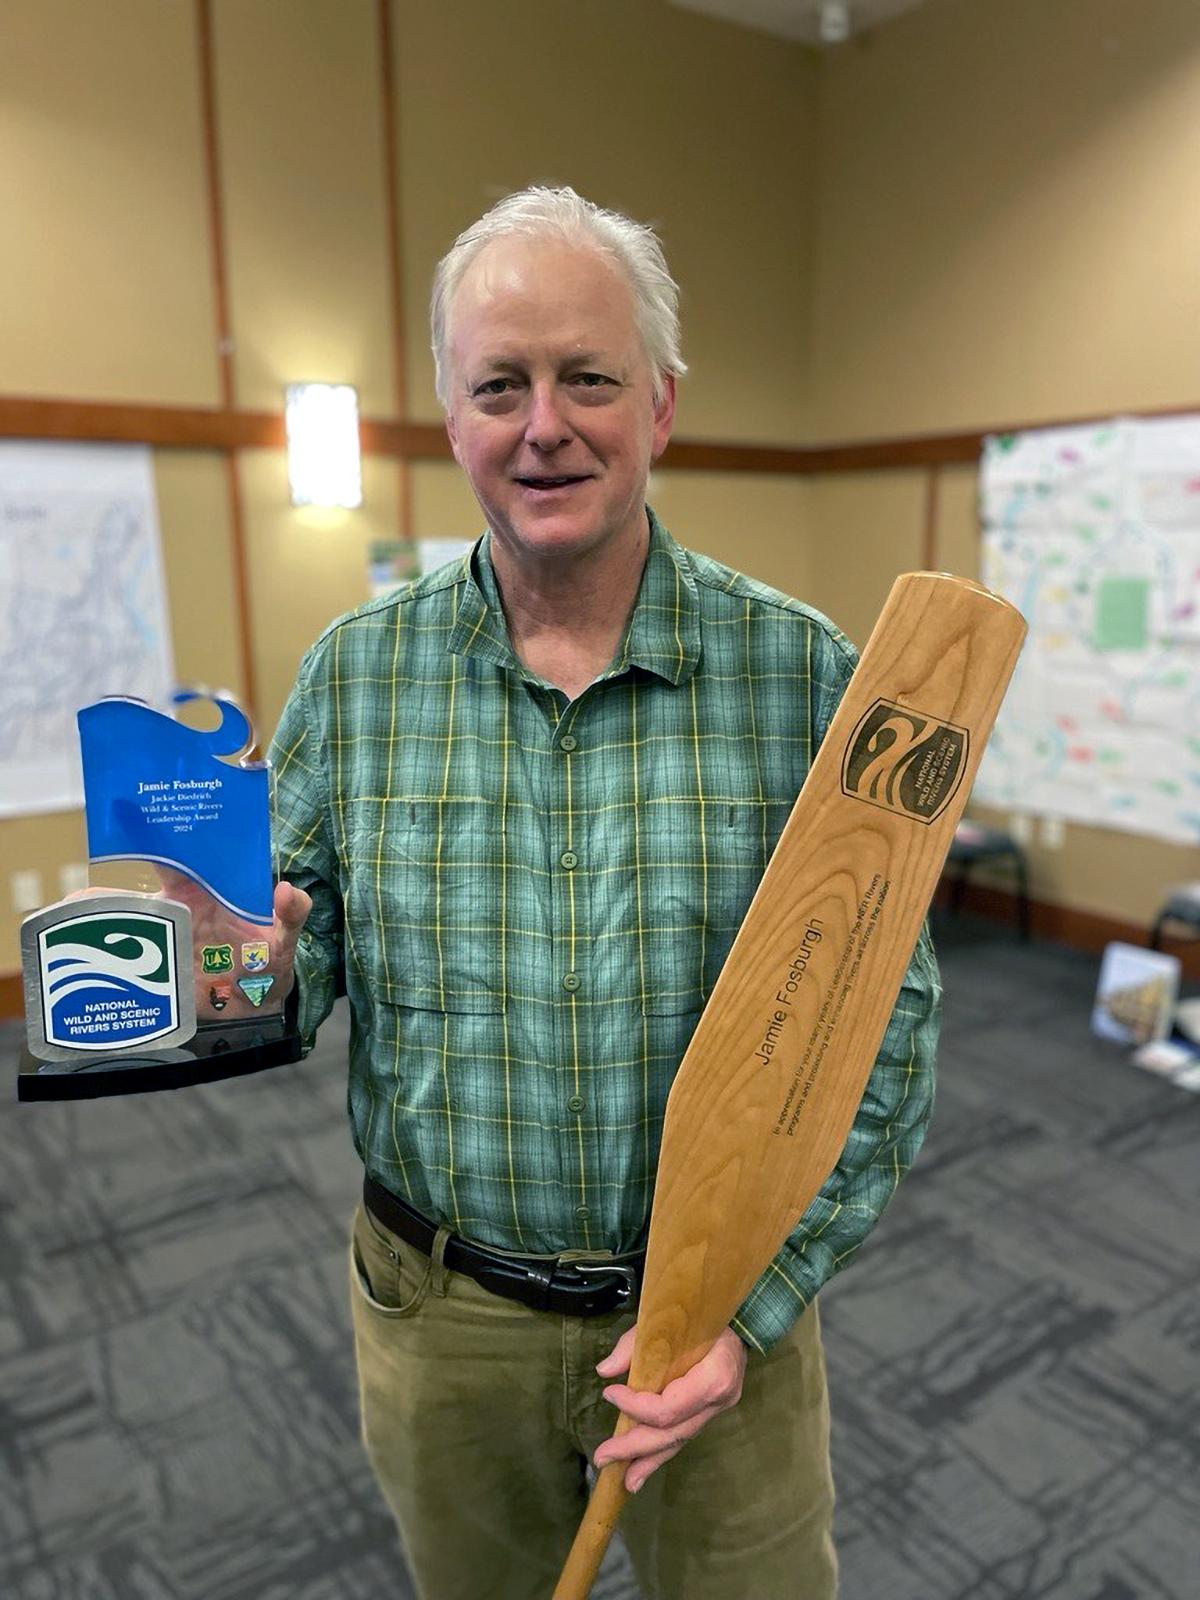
[{"xmin": 17, "ymin": 1013, "xmax": 304, "ymax": 1101}]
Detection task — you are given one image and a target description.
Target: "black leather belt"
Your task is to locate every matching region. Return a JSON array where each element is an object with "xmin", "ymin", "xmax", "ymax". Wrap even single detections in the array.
[{"xmin": 363, "ymin": 1174, "xmax": 644, "ymax": 1317}]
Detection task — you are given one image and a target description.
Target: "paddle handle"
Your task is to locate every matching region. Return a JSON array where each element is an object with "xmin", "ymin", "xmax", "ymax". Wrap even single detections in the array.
[{"xmin": 552, "ymin": 1461, "xmax": 630, "ymax": 1600}]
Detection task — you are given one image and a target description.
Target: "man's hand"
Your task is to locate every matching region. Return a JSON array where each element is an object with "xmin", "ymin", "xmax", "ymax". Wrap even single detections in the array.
[
  {"xmin": 155, "ymin": 870, "xmax": 312, "ymax": 1022},
  {"xmin": 592, "ymin": 1323, "xmax": 748, "ymax": 1494}
]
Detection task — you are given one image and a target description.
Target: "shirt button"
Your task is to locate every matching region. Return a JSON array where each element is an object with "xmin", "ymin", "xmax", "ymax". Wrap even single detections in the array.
[
  {"xmin": 575, "ymin": 1205, "xmax": 591, "ymax": 1221},
  {"xmin": 559, "ymin": 734, "xmax": 577, "ymax": 752},
  {"xmin": 560, "ymin": 850, "xmax": 578, "ymax": 870},
  {"xmin": 567, "ymin": 1094, "xmax": 585, "ymax": 1112},
  {"xmin": 562, "ymin": 972, "xmax": 581, "ymax": 992}
]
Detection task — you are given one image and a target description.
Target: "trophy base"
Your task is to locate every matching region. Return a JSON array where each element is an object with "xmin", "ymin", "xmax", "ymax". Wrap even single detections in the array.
[{"xmin": 16, "ymin": 1012, "xmax": 303, "ymax": 1101}]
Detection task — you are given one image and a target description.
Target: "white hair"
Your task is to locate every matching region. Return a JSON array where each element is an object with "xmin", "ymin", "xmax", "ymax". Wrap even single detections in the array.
[{"xmin": 430, "ymin": 185, "xmax": 687, "ymax": 408}]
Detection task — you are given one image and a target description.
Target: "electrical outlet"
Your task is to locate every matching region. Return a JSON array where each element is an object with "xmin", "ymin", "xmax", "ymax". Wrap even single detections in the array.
[
  {"xmin": 1040, "ymin": 814, "xmax": 1065, "ymax": 849},
  {"xmin": 59, "ymin": 862, "xmax": 90, "ymax": 897},
  {"xmin": 11, "ymin": 870, "xmax": 43, "ymax": 912},
  {"xmin": 1008, "ymin": 812, "xmax": 1033, "ymax": 846}
]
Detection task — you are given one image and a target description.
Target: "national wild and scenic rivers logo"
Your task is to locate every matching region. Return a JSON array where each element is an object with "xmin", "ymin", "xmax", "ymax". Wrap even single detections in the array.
[
  {"xmin": 37, "ymin": 908, "xmax": 181, "ymax": 1050},
  {"xmin": 841, "ymin": 699, "xmax": 968, "ymax": 823}
]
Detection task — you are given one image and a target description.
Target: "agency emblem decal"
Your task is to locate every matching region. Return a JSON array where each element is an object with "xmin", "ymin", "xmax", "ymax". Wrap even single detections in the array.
[
  {"xmin": 841, "ymin": 699, "xmax": 968, "ymax": 824},
  {"xmin": 240, "ymin": 940, "xmax": 270, "ymax": 973},
  {"xmin": 237, "ymin": 975, "xmax": 275, "ymax": 1008}
]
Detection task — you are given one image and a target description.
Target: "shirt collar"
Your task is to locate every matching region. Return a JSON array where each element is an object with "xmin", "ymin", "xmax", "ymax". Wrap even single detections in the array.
[
  {"xmin": 614, "ymin": 509, "xmax": 701, "ymax": 685},
  {"xmin": 446, "ymin": 507, "xmax": 701, "ymax": 688},
  {"xmin": 445, "ymin": 535, "xmax": 516, "ymax": 671}
]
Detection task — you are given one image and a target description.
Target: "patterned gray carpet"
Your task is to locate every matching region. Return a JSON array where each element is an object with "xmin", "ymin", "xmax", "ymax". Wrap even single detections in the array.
[{"xmin": 1, "ymin": 913, "xmax": 1197, "ymax": 1599}]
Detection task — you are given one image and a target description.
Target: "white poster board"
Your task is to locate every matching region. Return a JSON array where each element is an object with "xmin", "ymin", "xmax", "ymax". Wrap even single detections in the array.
[
  {"xmin": 975, "ymin": 418, "xmax": 1200, "ymax": 845},
  {"xmin": 0, "ymin": 442, "xmax": 174, "ymax": 817}
]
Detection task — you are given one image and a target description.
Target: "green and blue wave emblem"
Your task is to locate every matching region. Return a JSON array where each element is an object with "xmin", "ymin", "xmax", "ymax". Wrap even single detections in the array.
[{"xmin": 41, "ymin": 913, "xmax": 178, "ymax": 1049}]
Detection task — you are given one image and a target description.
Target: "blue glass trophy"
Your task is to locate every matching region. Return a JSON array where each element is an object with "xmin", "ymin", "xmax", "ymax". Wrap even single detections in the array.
[{"xmin": 18, "ymin": 691, "xmax": 301, "ymax": 1099}]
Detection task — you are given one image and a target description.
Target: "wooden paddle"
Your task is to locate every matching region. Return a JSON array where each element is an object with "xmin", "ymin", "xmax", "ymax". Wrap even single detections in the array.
[{"xmin": 552, "ymin": 571, "xmax": 1026, "ymax": 1598}]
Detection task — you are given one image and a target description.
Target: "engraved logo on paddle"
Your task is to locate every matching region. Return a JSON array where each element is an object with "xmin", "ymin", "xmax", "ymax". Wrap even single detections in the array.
[{"xmin": 841, "ymin": 700, "xmax": 968, "ymax": 823}]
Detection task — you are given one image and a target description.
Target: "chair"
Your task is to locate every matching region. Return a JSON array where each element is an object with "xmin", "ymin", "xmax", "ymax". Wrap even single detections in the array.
[
  {"xmin": 1149, "ymin": 884, "xmax": 1200, "ymax": 951},
  {"xmin": 943, "ymin": 820, "xmax": 1031, "ymax": 941}
]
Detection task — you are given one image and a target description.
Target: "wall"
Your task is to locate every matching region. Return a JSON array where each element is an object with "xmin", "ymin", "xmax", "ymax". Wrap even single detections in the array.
[
  {"xmin": 809, "ymin": 0, "xmax": 1200, "ymax": 440},
  {"xmin": 805, "ymin": 0, "xmax": 1200, "ymax": 927},
  {"xmin": 0, "ymin": 0, "xmax": 815, "ymax": 974}
]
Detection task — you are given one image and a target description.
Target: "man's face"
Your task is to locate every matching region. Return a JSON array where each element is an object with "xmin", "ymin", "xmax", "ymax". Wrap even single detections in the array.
[{"xmin": 444, "ymin": 237, "xmax": 675, "ymax": 569}]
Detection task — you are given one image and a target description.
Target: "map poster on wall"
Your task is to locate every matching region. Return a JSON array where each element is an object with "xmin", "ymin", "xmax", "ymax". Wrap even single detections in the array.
[
  {"xmin": 975, "ymin": 417, "xmax": 1200, "ymax": 845},
  {"xmin": 0, "ymin": 442, "xmax": 174, "ymax": 819}
]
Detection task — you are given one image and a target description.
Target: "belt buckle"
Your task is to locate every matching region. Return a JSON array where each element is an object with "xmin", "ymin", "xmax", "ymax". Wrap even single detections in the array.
[{"xmin": 569, "ymin": 1261, "xmax": 638, "ymax": 1305}]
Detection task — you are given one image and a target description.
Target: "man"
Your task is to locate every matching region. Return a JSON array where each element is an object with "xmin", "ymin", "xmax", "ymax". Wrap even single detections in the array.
[{"xmin": 264, "ymin": 186, "xmax": 940, "ymax": 1599}]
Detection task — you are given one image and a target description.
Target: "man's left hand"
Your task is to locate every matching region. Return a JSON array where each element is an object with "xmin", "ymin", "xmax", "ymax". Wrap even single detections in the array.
[{"xmin": 592, "ymin": 1323, "xmax": 748, "ymax": 1494}]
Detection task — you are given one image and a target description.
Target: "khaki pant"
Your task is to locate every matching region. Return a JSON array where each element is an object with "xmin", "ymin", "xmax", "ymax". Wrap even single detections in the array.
[{"xmin": 349, "ymin": 1201, "xmax": 837, "ymax": 1600}]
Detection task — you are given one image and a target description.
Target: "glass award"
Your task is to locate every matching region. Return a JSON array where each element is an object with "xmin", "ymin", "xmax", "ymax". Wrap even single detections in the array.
[{"xmin": 18, "ymin": 691, "xmax": 302, "ymax": 1100}]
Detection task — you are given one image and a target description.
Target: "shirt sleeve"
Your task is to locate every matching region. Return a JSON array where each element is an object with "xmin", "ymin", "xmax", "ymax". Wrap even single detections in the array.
[
  {"xmin": 730, "ymin": 925, "xmax": 942, "ymax": 1354},
  {"xmin": 268, "ymin": 650, "xmax": 344, "ymax": 1052},
  {"xmin": 730, "ymin": 615, "xmax": 943, "ymax": 1355}
]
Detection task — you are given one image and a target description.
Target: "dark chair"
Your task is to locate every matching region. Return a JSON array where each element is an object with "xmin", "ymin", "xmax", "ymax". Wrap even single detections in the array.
[
  {"xmin": 1149, "ymin": 884, "xmax": 1200, "ymax": 951},
  {"xmin": 944, "ymin": 820, "xmax": 1031, "ymax": 941}
]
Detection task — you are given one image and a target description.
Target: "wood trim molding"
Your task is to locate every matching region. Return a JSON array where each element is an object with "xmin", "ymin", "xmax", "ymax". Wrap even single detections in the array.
[
  {"xmin": 360, "ymin": 417, "xmax": 449, "ymax": 459},
  {"xmin": 657, "ymin": 438, "xmax": 809, "ymax": 474},
  {"xmin": 0, "ymin": 395, "xmax": 276, "ymax": 449},
  {"xmin": 801, "ymin": 397, "xmax": 1200, "ymax": 473},
  {"xmin": 376, "ymin": 0, "xmax": 412, "ymax": 537},
  {"xmin": 377, "ymin": 0, "xmax": 407, "ymax": 424},
  {"xmin": 1, "ymin": 971, "xmax": 24, "ymax": 1022},
  {"xmin": 4, "ymin": 393, "xmax": 1200, "ymax": 477},
  {"xmin": 195, "ymin": 0, "xmax": 256, "ymax": 711},
  {"xmin": 935, "ymin": 880, "xmax": 1200, "ymax": 981},
  {"xmin": 802, "ymin": 431, "xmax": 981, "ymax": 471},
  {"xmin": 195, "ymin": 0, "xmax": 234, "ymax": 409},
  {"xmin": 922, "ymin": 465, "xmax": 940, "ymax": 570}
]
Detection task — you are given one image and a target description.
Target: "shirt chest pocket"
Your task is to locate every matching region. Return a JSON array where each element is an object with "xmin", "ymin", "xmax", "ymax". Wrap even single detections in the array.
[
  {"xmin": 343, "ymin": 797, "xmax": 506, "ymax": 1014},
  {"xmin": 638, "ymin": 800, "xmax": 778, "ymax": 1017}
]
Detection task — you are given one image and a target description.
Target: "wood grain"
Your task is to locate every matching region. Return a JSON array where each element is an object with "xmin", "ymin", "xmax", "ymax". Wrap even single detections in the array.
[{"xmin": 553, "ymin": 571, "xmax": 1026, "ymax": 1598}]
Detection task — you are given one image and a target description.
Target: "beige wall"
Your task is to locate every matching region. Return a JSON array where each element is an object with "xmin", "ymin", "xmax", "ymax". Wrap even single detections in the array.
[
  {"xmin": 216, "ymin": 0, "xmax": 397, "ymax": 415},
  {"xmin": 393, "ymin": 0, "xmax": 816, "ymax": 444},
  {"xmin": 805, "ymin": 0, "xmax": 1200, "ymax": 923},
  {"xmin": 809, "ymin": 0, "xmax": 1200, "ymax": 440},
  {"xmin": 2, "ymin": 0, "xmax": 1198, "ymax": 975},
  {"xmin": 0, "ymin": 0, "xmax": 218, "ymax": 403}
]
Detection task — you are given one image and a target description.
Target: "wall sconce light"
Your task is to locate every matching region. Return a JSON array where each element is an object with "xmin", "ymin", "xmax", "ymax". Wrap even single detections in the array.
[
  {"xmin": 819, "ymin": 2, "xmax": 851, "ymax": 43},
  {"xmin": 284, "ymin": 382, "xmax": 363, "ymax": 508}
]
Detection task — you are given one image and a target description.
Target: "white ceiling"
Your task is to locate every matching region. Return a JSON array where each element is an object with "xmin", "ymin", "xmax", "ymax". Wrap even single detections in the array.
[{"xmin": 669, "ymin": 0, "xmax": 935, "ymax": 47}]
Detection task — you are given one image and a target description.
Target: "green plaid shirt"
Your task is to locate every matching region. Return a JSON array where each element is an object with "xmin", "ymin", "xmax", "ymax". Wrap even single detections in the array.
[{"xmin": 270, "ymin": 510, "xmax": 941, "ymax": 1352}]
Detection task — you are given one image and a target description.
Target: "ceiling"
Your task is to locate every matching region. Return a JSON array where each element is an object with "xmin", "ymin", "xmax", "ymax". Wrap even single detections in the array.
[{"xmin": 668, "ymin": 0, "xmax": 936, "ymax": 47}]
